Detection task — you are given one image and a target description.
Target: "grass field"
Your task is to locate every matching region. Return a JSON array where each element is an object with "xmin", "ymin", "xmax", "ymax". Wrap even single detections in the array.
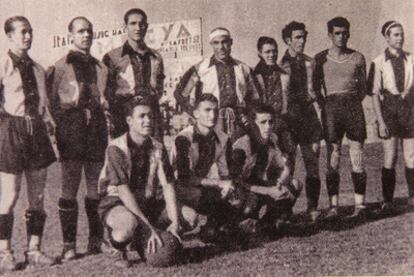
[{"xmin": 3, "ymin": 142, "xmax": 414, "ymax": 276}]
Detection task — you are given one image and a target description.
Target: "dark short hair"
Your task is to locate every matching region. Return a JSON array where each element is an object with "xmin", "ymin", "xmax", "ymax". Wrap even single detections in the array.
[
  {"xmin": 124, "ymin": 95, "xmax": 152, "ymax": 118},
  {"xmin": 257, "ymin": 36, "xmax": 277, "ymax": 51},
  {"xmin": 68, "ymin": 16, "xmax": 93, "ymax": 32},
  {"xmin": 124, "ymin": 8, "xmax": 148, "ymax": 24},
  {"xmin": 381, "ymin": 20, "xmax": 403, "ymax": 37},
  {"xmin": 194, "ymin": 93, "xmax": 219, "ymax": 109},
  {"xmin": 327, "ymin": 17, "xmax": 350, "ymax": 33},
  {"xmin": 4, "ymin": 16, "xmax": 30, "ymax": 34},
  {"xmin": 282, "ymin": 21, "xmax": 307, "ymax": 44},
  {"xmin": 249, "ymin": 104, "xmax": 275, "ymax": 120}
]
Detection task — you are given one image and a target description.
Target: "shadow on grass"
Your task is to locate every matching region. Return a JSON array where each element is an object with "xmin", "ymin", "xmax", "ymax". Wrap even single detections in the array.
[{"xmin": 179, "ymin": 197, "xmax": 414, "ymax": 264}]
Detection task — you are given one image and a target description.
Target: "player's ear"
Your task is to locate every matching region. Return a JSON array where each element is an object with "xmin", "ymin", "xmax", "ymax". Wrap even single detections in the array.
[
  {"xmin": 193, "ymin": 108, "xmax": 200, "ymax": 120},
  {"xmin": 126, "ymin": 115, "xmax": 132, "ymax": 125}
]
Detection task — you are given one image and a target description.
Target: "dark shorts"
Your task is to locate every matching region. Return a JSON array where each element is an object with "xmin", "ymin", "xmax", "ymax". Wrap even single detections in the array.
[
  {"xmin": 175, "ymin": 182, "xmax": 236, "ymax": 219},
  {"xmin": 55, "ymin": 108, "xmax": 108, "ymax": 162},
  {"xmin": 98, "ymin": 195, "xmax": 165, "ymax": 225},
  {"xmin": 322, "ymin": 94, "xmax": 367, "ymax": 143},
  {"xmin": 381, "ymin": 92, "xmax": 414, "ymax": 138},
  {"xmin": 0, "ymin": 114, "xmax": 56, "ymax": 174},
  {"xmin": 287, "ymin": 102, "xmax": 323, "ymax": 145}
]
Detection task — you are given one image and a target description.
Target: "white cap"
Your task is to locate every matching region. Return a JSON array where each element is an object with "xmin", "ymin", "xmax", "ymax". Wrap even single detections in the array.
[{"xmin": 209, "ymin": 28, "xmax": 231, "ymax": 42}]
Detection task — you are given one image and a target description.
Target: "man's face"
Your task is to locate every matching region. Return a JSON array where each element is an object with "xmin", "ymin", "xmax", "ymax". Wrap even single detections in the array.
[
  {"xmin": 127, "ymin": 105, "xmax": 153, "ymax": 137},
  {"xmin": 8, "ymin": 21, "xmax": 33, "ymax": 52},
  {"xmin": 329, "ymin": 26, "xmax": 350, "ymax": 49},
  {"xmin": 287, "ymin": 29, "xmax": 307, "ymax": 54},
  {"xmin": 259, "ymin": 43, "xmax": 277, "ymax": 66},
  {"xmin": 125, "ymin": 13, "xmax": 148, "ymax": 42},
  {"xmin": 71, "ymin": 19, "xmax": 93, "ymax": 51},
  {"xmin": 254, "ymin": 113, "xmax": 273, "ymax": 141},
  {"xmin": 386, "ymin": 26, "xmax": 404, "ymax": 50},
  {"xmin": 194, "ymin": 101, "xmax": 218, "ymax": 129},
  {"xmin": 210, "ymin": 35, "xmax": 232, "ymax": 61}
]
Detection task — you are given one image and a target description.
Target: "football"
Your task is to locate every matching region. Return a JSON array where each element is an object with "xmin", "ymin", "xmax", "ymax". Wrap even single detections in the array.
[{"xmin": 145, "ymin": 231, "xmax": 183, "ymax": 267}]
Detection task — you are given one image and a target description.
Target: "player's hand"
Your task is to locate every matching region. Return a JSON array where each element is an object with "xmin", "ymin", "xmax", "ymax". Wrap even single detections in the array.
[
  {"xmin": 219, "ymin": 180, "xmax": 235, "ymax": 198},
  {"xmin": 377, "ymin": 121, "xmax": 390, "ymax": 139},
  {"xmin": 147, "ymin": 228, "xmax": 163, "ymax": 254},
  {"xmin": 84, "ymin": 109, "xmax": 92, "ymax": 126},
  {"xmin": 167, "ymin": 222, "xmax": 182, "ymax": 243}
]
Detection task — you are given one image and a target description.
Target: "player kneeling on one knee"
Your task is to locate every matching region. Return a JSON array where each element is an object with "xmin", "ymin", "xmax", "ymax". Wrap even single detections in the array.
[
  {"xmin": 170, "ymin": 94, "xmax": 240, "ymax": 244},
  {"xmin": 232, "ymin": 105, "xmax": 303, "ymax": 234},
  {"xmin": 0, "ymin": 16, "xmax": 57, "ymax": 271},
  {"xmin": 98, "ymin": 96, "xmax": 181, "ymax": 268}
]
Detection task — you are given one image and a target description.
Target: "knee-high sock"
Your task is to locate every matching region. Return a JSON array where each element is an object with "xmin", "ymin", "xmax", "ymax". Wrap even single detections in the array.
[
  {"xmin": 326, "ymin": 171, "xmax": 340, "ymax": 197},
  {"xmin": 405, "ymin": 167, "xmax": 414, "ymax": 198},
  {"xmin": 305, "ymin": 176, "xmax": 321, "ymax": 210},
  {"xmin": 0, "ymin": 213, "xmax": 13, "ymax": 241},
  {"xmin": 352, "ymin": 171, "xmax": 367, "ymax": 195},
  {"xmin": 382, "ymin": 167, "xmax": 396, "ymax": 203},
  {"xmin": 25, "ymin": 210, "xmax": 46, "ymax": 248},
  {"xmin": 58, "ymin": 198, "xmax": 78, "ymax": 244},
  {"xmin": 84, "ymin": 197, "xmax": 103, "ymax": 239}
]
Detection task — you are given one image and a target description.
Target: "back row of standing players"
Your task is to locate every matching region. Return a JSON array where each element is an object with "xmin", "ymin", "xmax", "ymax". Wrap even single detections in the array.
[{"xmin": 0, "ymin": 7, "xmax": 413, "ymax": 271}]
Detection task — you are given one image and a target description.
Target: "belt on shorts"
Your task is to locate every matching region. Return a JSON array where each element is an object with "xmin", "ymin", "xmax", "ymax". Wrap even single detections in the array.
[{"xmin": 0, "ymin": 112, "xmax": 37, "ymax": 136}]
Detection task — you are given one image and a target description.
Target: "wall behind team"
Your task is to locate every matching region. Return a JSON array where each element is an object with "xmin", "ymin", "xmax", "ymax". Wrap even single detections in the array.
[{"xmin": 1, "ymin": 0, "xmax": 414, "ymax": 142}]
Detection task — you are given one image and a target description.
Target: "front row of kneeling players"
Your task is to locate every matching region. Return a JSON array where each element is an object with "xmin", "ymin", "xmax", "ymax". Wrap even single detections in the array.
[{"xmin": 96, "ymin": 94, "xmax": 303, "ymax": 267}]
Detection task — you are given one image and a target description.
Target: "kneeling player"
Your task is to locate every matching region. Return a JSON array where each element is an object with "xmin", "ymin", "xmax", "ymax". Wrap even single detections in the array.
[
  {"xmin": 232, "ymin": 105, "xmax": 303, "ymax": 234},
  {"xmin": 170, "ymin": 94, "xmax": 238, "ymax": 243},
  {"xmin": 98, "ymin": 96, "xmax": 181, "ymax": 268}
]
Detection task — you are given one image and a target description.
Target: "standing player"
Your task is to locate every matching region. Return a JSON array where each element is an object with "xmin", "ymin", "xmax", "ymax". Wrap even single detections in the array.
[
  {"xmin": 98, "ymin": 96, "xmax": 180, "ymax": 268},
  {"xmin": 232, "ymin": 105, "xmax": 303, "ymax": 234},
  {"xmin": 252, "ymin": 36, "xmax": 295, "ymax": 172},
  {"xmin": 174, "ymin": 27, "xmax": 259, "ymax": 141},
  {"xmin": 314, "ymin": 17, "xmax": 368, "ymax": 218},
  {"xmin": 368, "ymin": 21, "xmax": 414, "ymax": 212},
  {"xmin": 280, "ymin": 21, "xmax": 323, "ymax": 222},
  {"xmin": 103, "ymin": 8, "xmax": 165, "ymax": 140},
  {"xmin": 47, "ymin": 17, "xmax": 109, "ymax": 260},
  {"xmin": 0, "ymin": 16, "xmax": 57, "ymax": 270},
  {"xmin": 170, "ymin": 94, "xmax": 238, "ymax": 242}
]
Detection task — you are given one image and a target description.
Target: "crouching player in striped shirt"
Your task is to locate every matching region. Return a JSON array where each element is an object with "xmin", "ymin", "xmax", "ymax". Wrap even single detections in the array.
[
  {"xmin": 232, "ymin": 105, "xmax": 303, "ymax": 235},
  {"xmin": 368, "ymin": 21, "xmax": 414, "ymax": 213},
  {"xmin": 0, "ymin": 16, "xmax": 57, "ymax": 271},
  {"xmin": 170, "ymin": 94, "xmax": 242, "ymax": 245},
  {"xmin": 98, "ymin": 96, "xmax": 181, "ymax": 268}
]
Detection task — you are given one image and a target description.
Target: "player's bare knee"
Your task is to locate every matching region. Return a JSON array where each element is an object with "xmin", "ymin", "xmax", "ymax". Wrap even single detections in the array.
[{"xmin": 106, "ymin": 207, "xmax": 138, "ymax": 241}]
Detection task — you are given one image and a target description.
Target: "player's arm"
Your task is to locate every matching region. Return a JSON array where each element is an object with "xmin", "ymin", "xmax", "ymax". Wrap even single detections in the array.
[
  {"xmin": 280, "ymin": 72, "xmax": 290, "ymax": 115},
  {"xmin": 155, "ymin": 57, "xmax": 166, "ymax": 99},
  {"xmin": 102, "ymin": 54, "xmax": 117, "ymax": 108},
  {"xmin": 312, "ymin": 53, "xmax": 326, "ymax": 106},
  {"xmin": 157, "ymin": 148, "xmax": 180, "ymax": 239},
  {"xmin": 368, "ymin": 61, "xmax": 390, "ymax": 138},
  {"xmin": 174, "ymin": 65, "xmax": 199, "ymax": 115},
  {"xmin": 356, "ymin": 54, "xmax": 368, "ymax": 101}
]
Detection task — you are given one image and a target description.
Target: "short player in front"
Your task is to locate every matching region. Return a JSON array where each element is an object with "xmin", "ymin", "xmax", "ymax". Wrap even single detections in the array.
[
  {"xmin": 314, "ymin": 17, "xmax": 368, "ymax": 219},
  {"xmin": 232, "ymin": 105, "xmax": 303, "ymax": 234},
  {"xmin": 98, "ymin": 96, "xmax": 181, "ymax": 268},
  {"xmin": 368, "ymin": 21, "xmax": 414, "ymax": 212},
  {"xmin": 0, "ymin": 16, "xmax": 57, "ymax": 271},
  {"xmin": 280, "ymin": 21, "xmax": 323, "ymax": 222}
]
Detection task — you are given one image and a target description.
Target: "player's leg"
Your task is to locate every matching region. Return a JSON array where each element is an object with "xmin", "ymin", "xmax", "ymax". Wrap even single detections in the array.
[
  {"xmin": 326, "ymin": 142, "xmax": 341, "ymax": 217},
  {"xmin": 403, "ymin": 138, "xmax": 414, "ymax": 205},
  {"xmin": 381, "ymin": 137, "xmax": 398, "ymax": 209},
  {"xmin": 84, "ymin": 161, "xmax": 105, "ymax": 254},
  {"xmin": 348, "ymin": 139, "xmax": 367, "ymax": 215},
  {"xmin": 59, "ymin": 160, "xmax": 83, "ymax": 260},
  {"xmin": 0, "ymin": 173, "xmax": 22, "ymax": 271},
  {"xmin": 24, "ymin": 168, "xmax": 56, "ymax": 266},
  {"xmin": 301, "ymin": 142, "xmax": 321, "ymax": 222},
  {"xmin": 105, "ymin": 205, "xmax": 138, "ymax": 268}
]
